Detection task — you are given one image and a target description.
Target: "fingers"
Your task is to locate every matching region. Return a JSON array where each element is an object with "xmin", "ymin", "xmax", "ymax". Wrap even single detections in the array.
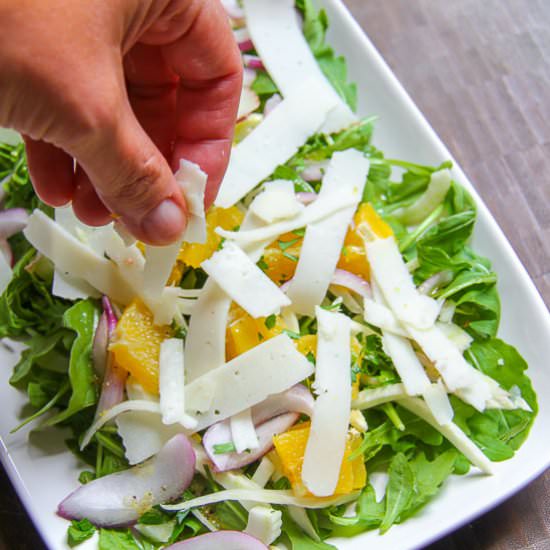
[
  {"xmin": 158, "ymin": 0, "xmax": 242, "ymax": 202},
  {"xmin": 71, "ymin": 167, "xmax": 112, "ymax": 227},
  {"xmin": 70, "ymin": 95, "xmax": 187, "ymax": 246},
  {"xmin": 22, "ymin": 137, "xmax": 75, "ymax": 207}
]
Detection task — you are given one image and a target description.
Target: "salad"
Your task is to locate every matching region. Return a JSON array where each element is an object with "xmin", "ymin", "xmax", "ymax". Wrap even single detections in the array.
[{"xmin": 0, "ymin": 0, "xmax": 538, "ymax": 549}]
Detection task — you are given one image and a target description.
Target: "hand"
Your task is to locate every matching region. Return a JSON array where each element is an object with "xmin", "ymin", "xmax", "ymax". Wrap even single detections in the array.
[{"xmin": 0, "ymin": 0, "xmax": 242, "ymax": 244}]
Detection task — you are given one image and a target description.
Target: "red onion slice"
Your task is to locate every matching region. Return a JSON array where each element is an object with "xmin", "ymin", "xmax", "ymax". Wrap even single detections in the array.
[
  {"xmin": 203, "ymin": 385, "xmax": 313, "ymax": 471},
  {"xmin": 0, "ymin": 207, "xmax": 28, "ymax": 240},
  {"xmin": 243, "ymin": 54, "xmax": 265, "ymax": 70},
  {"xmin": 331, "ymin": 269, "xmax": 371, "ymax": 299},
  {"xmin": 301, "ymin": 162, "xmax": 327, "ymax": 182},
  {"xmin": 166, "ymin": 531, "xmax": 268, "ymax": 550},
  {"xmin": 95, "ymin": 358, "xmax": 128, "ymax": 417},
  {"xmin": 296, "ymin": 192, "xmax": 318, "ymax": 205},
  {"xmin": 204, "ymin": 413, "xmax": 298, "ymax": 472},
  {"xmin": 92, "ymin": 311, "xmax": 109, "ymax": 378},
  {"xmin": 417, "ymin": 270, "xmax": 453, "ymax": 295},
  {"xmin": 58, "ymin": 434, "xmax": 195, "ymax": 527},
  {"xmin": 102, "ymin": 295, "xmax": 118, "ymax": 334}
]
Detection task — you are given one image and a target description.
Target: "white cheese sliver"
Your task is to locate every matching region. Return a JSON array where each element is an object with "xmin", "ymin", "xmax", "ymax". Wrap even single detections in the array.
[
  {"xmin": 215, "ymin": 76, "xmax": 339, "ymax": 208},
  {"xmin": 251, "ymin": 458, "xmax": 276, "ymax": 488},
  {"xmin": 286, "ymin": 150, "xmax": 369, "ymax": 315},
  {"xmin": 186, "ymin": 334, "xmax": 313, "ymax": 432},
  {"xmin": 230, "ymin": 408, "xmax": 260, "ymax": 453},
  {"xmin": 52, "ymin": 270, "xmax": 99, "ymax": 300},
  {"xmin": 242, "ymin": 0, "xmax": 356, "ymax": 133},
  {"xmin": 366, "ymin": 237, "xmax": 440, "ymax": 329},
  {"xmin": 245, "ymin": 506, "xmax": 282, "ymax": 546},
  {"xmin": 143, "ymin": 160, "xmax": 207, "ymax": 298},
  {"xmin": 217, "ymin": 185, "xmax": 359, "ymax": 246},
  {"xmin": 159, "ymin": 338, "xmax": 197, "ymax": 429},
  {"xmin": 202, "ymin": 241, "xmax": 290, "ymax": 318},
  {"xmin": 363, "ymin": 297, "xmax": 407, "ymax": 337},
  {"xmin": 302, "ymin": 308, "xmax": 351, "ymax": 497},
  {"xmin": 249, "ymin": 180, "xmax": 304, "ymax": 223},
  {"xmin": 400, "ymin": 397, "xmax": 493, "ymax": 474},
  {"xmin": 184, "ymin": 279, "xmax": 230, "ymax": 382},
  {"xmin": 407, "ymin": 324, "xmax": 492, "ymax": 411},
  {"xmin": 382, "ymin": 332, "xmax": 431, "ymax": 395},
  {"xmin": 422, "ymin": 380, "xmax": 454, "ymax": 426},
  {"xmin": 24, "ymin": 210, "xmax": 134, "ymax": 304},
  {"xmin": 0, "ymin": 251, "xmax": 12, "ymax": 296}
]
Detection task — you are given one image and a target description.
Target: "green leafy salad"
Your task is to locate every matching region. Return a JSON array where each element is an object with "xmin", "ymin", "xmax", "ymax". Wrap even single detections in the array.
[{"xmin": 0, "ymin": 1, "xmax": 537, "ymax": 549}]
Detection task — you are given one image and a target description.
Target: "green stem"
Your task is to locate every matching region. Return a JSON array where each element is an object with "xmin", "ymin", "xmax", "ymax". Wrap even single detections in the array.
[
  {"xmin": 94, "ymin": 432, "xmax": 126, "ymax": 459},
  {"xmin": 382, "ymin": 403, "xmax": 405, "ymax": 431},
  {"xmin": 95, "ymin": 443, "xmax": 103, "ymax": 478},
  {"xmin": 10, "ymin": 380, "xmax": 70, "ymax": 434},
  {"xmin": 399, "ymin": 204, "xmax": 444, "ymax": 252}
]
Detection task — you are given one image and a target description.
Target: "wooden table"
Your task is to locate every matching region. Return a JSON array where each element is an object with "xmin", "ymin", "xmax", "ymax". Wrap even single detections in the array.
[{"xmin": 1, "ymin": 1, "xmax": 549, "ymax": 548}]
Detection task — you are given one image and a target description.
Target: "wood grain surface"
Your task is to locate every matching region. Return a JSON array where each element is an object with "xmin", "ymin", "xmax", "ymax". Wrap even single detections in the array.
[{"xmin": 1, "ymin": 1, "xmax": 549, "ymax": 549}]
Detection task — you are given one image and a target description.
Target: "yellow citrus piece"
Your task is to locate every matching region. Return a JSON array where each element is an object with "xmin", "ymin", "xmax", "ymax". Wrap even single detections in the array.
[
  {"xmin": 337, "ymin": 203, "xmax": 393, "ymax": 280},
  {"xmin": 225, "ymin": 303, "xmax": 283, "ymax": 361},
  {"xmin": 295, "ymin": 334, "xmax": 317, "ymax": 358},
  {"xmin": 272, "ymin": 422, "xmax": 367, "ymax": 497},
  {"xmin": 260, "ymin": 232, "xmax": 303, "ymax": 285},
  {"xmin": 110, "ymin": 299, "xmax": 172, "ymax": 394},
  {"xmin": 178, "ymin": 206, "xmax": 244, "ymax": 269}
]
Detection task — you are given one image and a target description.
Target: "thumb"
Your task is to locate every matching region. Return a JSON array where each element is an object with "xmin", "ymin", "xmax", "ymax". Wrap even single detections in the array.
[{"xmin": 70, "ymin": 99, "xmax": 187, "ymax": 246}]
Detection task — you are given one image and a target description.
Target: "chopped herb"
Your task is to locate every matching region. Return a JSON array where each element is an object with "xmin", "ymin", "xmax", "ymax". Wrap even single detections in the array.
[
  {"xmin": 264, "ymin": 314, "xmax": 277, "ymax": 330},
  {"xmin": 283, "ymin": 329, "xmax": 301, "ymax": 340},
  {"xmin": 213, "ymin": 442, "xmax": 236, "ymax": 455},
  {"xmin": 282, "ymin": 251, "xmax": 299, "ymax": 262},
  {"xmin": 278, "ymin": 237, "xmax": 301, "ymax": 251},
  {"xmin": 67, "ymin": 518, "xmax": 95, "ymax": 547},
  {"xmin": 257, "ymin": 257, "xmax": 269, "ymax": 271}
]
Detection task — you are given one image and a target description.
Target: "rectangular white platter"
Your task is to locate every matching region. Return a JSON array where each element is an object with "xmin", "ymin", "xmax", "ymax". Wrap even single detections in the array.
[{"xmin": 1, "ymin": 1, "xmax": 550, "ymax": 549}]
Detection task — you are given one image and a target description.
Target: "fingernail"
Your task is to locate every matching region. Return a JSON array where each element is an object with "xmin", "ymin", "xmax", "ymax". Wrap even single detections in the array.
[{"xmin": 140, "ymin": 199, "xmax": 186, "ymax": 245}]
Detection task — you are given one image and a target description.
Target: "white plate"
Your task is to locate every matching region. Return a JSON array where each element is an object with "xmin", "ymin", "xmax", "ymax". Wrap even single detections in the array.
[{"xmin": 1, "ymin": 1, "xmax": 550, "ymax": 549}]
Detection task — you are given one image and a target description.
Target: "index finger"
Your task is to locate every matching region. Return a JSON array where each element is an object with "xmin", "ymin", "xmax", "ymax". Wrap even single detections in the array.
[{"xmin": 145, "ymin": 0, "xmax": 242, "ymax": 207}]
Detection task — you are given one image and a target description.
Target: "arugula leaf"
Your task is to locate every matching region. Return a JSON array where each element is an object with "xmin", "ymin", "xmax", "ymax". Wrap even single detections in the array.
[
  {"xmin": 45, "ymin": 299, "xmax": 99, "ymax": 425},
  {"xmin": 98, "ymin": 529, "xmax": 142, "ymax": 550},
  {"xmin": 251, "ymin": 71, "xmax": 279, "ymax": 96},
  {"xmin": 379, "ymin": 453, "xmax": 414, "ymax": 533},
  {"xmin": 298, "ymin": 0, "xmax": 356, "ymax": 110},
  {"xmin": 67, "ymin": 518, "xmax": 96, "ymax": 547},
  {"xmin": 282, "ymin": 510, "xmax": 337, "ymax": 550}
]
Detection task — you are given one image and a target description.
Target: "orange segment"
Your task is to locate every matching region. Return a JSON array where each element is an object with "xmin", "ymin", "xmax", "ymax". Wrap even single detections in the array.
[
  {"xmin": 295, "ymin": 334, "xmax": 317, "ymax": 358},
  {"xmin": 178, "ymin": 206, "xmax": 244, "ymax": 269},
  {"xmin": 337, "ymin": 203, "xmax": 393, "ymax": 280},
  {"xmin": 260, "ymin": 232, "xmax": 303, "ymax": 285},
  {"xmin": 225, "ymin": 304, "xmax": 283, "ymax": 361},
  {"xmin": 110, "ymin": 299, "xmax": 172, "ymax": 394},
  {"xmin": 272, "ymin": 422, "xmax": 367, "ymax": 497}
]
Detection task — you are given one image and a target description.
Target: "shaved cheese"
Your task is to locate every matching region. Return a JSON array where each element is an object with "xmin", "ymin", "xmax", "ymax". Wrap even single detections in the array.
[
  {"xmin": 422, "ymin": 380, "xmax": 454, "ymax": 426},
  {"xmin": 394, "ymin": 169, "xmax": 452, "ymax": 225},
  {"xmin": 143, "ymin": 160, "xmax": 207, "ymax": 298},
  {"xmin": 217, "ymin": 185, "xmax": 359, "ymax": 245},
  {"xmin": 280, "ymin": 308, "xmax": 300, "ymax": 333},
  {"xmin": 230, "ymin": 408, "xmax": 259, "ymax": 453},
  {"xmin": 215, "ymin": 76, "xmax": 339, "ymax": 208},
  {"xmin": 177, "ymin": 159, "xmax": 207, "ymax": 244},
  {"xmin": 162, "ymin": 488, "xmax": 358, "ymax": 512},
  {"xmin": 407, "ymin": 324, "xmax": 492, "ymax": 410},
  {"xmin": 249, "ymin": 180, "xmax": 304, "ymax": 223},
  {"xmin": 363, "ymin": 298, "xmax": 407, "ymax": 337},
  {"xmin": 436, "ymin": 321, "xmax": 473, "ymax": 352},
  {"xmin": 24, "ymin": 210, "xmax": 134, "ymax": 304},
  {"xmin": 302, "ymin": 308, "xmax": 351, "ymax": 497},
  {"xmin": 366, "ymin": 237, "xmax": 440, "ymax": 329},
  {"xmin": 81, "ymin": 400, "xmax": 162, "ymax": 450},
  {"xmin": 245, "ymin": 506, "xmax": 282, "ymax": 545},
  {"xmin": 286, "ymin": 150, "xmax": 369, "ymax": 315},
  {"xmin": 382, "ymin": 332, "xmax": 431, "ymax": 395},
  {"xmin": 242, "ymin": 0, "xmax": 356, "ymax": 133},
  {"xmin": 184, "ymin": 279, "xmax": 230, "ymax": 382},
  {"xmin": 186, "ymin": 334, "xmax": 313, "ymax": 432},
  {"xmin": 159, "ymin": 339, "xmax": 196, "ymax": 429},
  {"xmin": 186, "ymin": 377, "xmax": 217, "ymax": 415},
  {"xmin": 202, "ymin": 241, "xmax": 290, "ymax": 318},
  {"xmin": 400, "ymin": 397, "xmax": 493, "ymax": 474},
  {"xmin": 251, "ymin": 458, "xmax": 275, "ymax": 487},
  {"xmin": 0, "ymin": 251, "xmax": 12, "ymax": 295},
  {"xmin": 52, "ymin": 271, "xmax": 99, "ymax": 300},
  {"xmin": 352, "ymin": 383, "xmax": 408, "ymax": 410}
]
